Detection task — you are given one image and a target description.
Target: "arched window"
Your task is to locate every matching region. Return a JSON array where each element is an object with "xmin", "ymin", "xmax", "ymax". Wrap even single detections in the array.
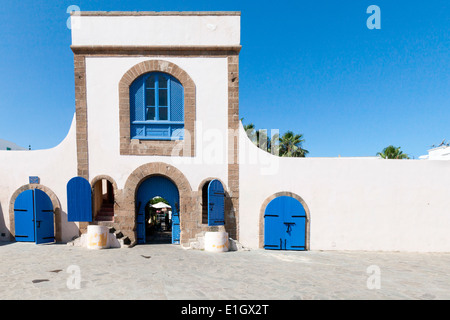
[{"xmin": 130, "ymin": 72, "xmax": 184, "ymax": 140}]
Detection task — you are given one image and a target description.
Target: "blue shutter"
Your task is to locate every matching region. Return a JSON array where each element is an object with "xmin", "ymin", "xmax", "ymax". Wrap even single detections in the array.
[
  {"xmin": 34, "ymin": 189, "xmax": 55, "ymax": 244},
  {"xmin": 207, "ymin": 180, "xmax": 225, "ymax": 226},
  {"xmin": 14, "ymin": 190, "xmax": 35, "ymax": 242},
  {"xmin": 170, "ymin": 77, "xmax": 184, "ymax": 122},
  {"xmin": 67, "ymin": 177, "xmax": 93, "ymax": 222},
  {"xmin": 130, "ymin": 76, "xmax": 145, "ymax": 138}
]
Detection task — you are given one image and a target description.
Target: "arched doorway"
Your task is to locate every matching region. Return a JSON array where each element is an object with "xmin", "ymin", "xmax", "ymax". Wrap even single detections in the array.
[
  {"xmin": 136, "ymin": 175, "xmax": 180, "ymax": 244},
  {"xmin": 13, "ymin": 189, "xmax": 55, "ymax": 244},
  {"xmin": 92, "ymin": 178, "xmax": 115, "ymax": 222},
  {"xmin": 262, "ymin": 194, "xmax": 309, "ymax": 251}
]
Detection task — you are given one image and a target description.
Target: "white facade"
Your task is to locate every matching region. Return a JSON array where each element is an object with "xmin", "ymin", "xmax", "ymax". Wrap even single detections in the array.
[
  {"xmin": 0, "ymin": 12, "xmax": 449, "ymax": 252},
  {"xmin": 419, "ymin": 145, "xmax": 450, "ymax": 160}
]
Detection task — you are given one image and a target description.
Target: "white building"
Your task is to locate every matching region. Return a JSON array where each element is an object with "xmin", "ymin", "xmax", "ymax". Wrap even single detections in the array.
[
  {"xmin": 0, "ymin": 139, "xmax": 27, "ymax": 151},
  {"xmin": 0, "ymin": 11, "xmax": 449, "ymax": 252},
  {"xmin": 419, "ymin": 145, "xmax": 450, "ymax": 160}
]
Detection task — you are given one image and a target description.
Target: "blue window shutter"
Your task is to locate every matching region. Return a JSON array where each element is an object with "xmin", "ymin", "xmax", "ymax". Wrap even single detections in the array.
[
  {"xmin": 67, "ymin": 177, "xmax": 93, "ymax": 222},
  {"xmin": 130, "ymin": 72, "xmax": 185, "ymax": 140},
  {"xmin": 170, "ymin": 77, "xmax": 184, "ymax": 122},
  {"xmin": 207, "ymin": 180, "xmax": 225, "ymax": 226},
  {"xmin": 130, "ymin": 77, "xmax": 145, "ymax": 123}
]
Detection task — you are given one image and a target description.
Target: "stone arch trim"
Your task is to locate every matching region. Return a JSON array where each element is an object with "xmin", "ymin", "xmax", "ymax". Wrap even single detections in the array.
[
  {"xmin": 116, "ymin": 162, "xmax": 195, "ymax": 244},
  {"xmin": 119, "ymin": 59, "xmax": 196, "ymax": 157},
  {"xmin": 197, "ymin": 177, "xmax": 230, "ymax": 226},
  {"xmin": 90, "ymin": 175, "xmax": 119, "ymax": 197},
  {"xmin": 8, "ymin": 184, "xmax": 62, "ymax": 242},
  {"xmin": 258, "ymin": 191, "xmax": 311, "ymax": 250},
  {"xmin": 91, "ymin": 175, "xmax": 119, "ymax": 220},
  {"xmin": 197, "ymin": 177, "xmax": 228, "ymax": 194}
]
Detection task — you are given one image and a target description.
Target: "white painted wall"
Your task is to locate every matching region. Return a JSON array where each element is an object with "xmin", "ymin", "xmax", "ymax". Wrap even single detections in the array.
[
  {"xmin": 239, "ymin": 124, "xmax": 450, "ymax": 252},
  {"xmin": 420, "ymin": 145, "xmax": 450, "ymax": 160},
  {"xmin": 71, "ymin": 14, "xmax": 241, "ymax": 47},
  {"xmin": 0, "ymin": 115, "xmax": 79, "ymax": 242},
  {"xmin": 85, "ymin": 56, "xmax": 230, "ymax": 191}
]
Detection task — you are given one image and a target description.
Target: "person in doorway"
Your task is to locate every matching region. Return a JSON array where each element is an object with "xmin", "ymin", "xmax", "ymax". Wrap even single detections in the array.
[{"xmin": 165, "ymin": 212, "xmax": 169, "ymax": 231}]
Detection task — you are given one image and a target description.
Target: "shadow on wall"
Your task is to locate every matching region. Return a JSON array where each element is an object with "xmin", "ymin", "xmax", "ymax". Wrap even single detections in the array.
[{"xmin": 59, "ymin": 209, "xmax": 80, "ymax": 243}]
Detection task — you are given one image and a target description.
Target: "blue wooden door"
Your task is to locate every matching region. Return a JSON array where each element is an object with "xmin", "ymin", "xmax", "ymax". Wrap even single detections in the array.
[
  {"xmin": 282, "ymin": 196, "xmax": 306, "ymax": 251},
  {"xmin": 14, "ymin": 190, "xmax": 35, "ymax": 242},
  {"xmin": 14, "ymin": 189, "xmax": 54, "ymax": 244},
  {"xmin": 67, "ymin": 177, "xmax": 93, "ymax": 222},
  {"xmin": 207, "ymin": 180, "xmax": 225, "ymax": 226},
  {"xmin": 264, "ymin": 196, "xmax": 306, "ymax": 251},
  {"xmin": 172, "ymin": 204, "xmax": 180, "ymax": 244},
  {"xmin": 34, "ymin": 189, "xmax": 55, "ymax": 244},
  {"xmin": 264, "ymin": 196, "xmax": 284, "ymax": 250},
  {"xmin": 136, "ymin": 201, "xmax": 146, "ymax": 244},
  {"xmin": 136, "ymin": 175, "xmax": 180, "ymax": 244}
]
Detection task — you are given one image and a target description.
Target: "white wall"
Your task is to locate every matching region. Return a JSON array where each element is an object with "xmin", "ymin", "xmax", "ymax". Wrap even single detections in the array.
[
  {"xmin": 85, "ymin": 56, "xmax": 231, "ymax": 191},
  {"xmin": 71, "ymin": 14, "xmax": 241, "ymax": 47},
  {"xmin": 0, "ymin": 115, "xmax": 79, "ymax": 242},
  {"xmin": 239, "ymin": 124, "xmax": 450, "ymax": 252}
]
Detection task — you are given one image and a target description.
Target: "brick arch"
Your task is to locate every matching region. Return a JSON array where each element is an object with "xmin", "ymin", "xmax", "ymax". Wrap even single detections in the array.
[
  {"xmin": 259, "ymin": 192, "xmax": 311, "ymax": 250},
  {"xmin": 8, "ymin": 184, "xmax": 62, "ymax": 242},
  {"xmin": 118, "ymin": 162, "xmax": 194, "ymax": 244},
  {"xmin": 119, "ymin": 59, "xmax": 196, "ymax": 157},
  {"xmin": 91, "ymin": 175, "xmax": 118, "ymax": 192},
  {"xmin": 90, "ymin": 175, "xmax": 119, "ymax": 221},
  {"xmin": 197, "ymin": 177, "xmax": 230, "ymax": 225}
]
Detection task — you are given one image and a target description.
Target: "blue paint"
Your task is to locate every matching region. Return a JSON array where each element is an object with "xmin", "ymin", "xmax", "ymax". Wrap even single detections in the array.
[
  {"xmin": 264, "ymin": 196, "xmax": 306, "ymax": 251},
  {"xmin": 34, "ymin": 189, "xmax": 55, "ymax": 244},
  {"xmin": 67, "ymin": 177, "xmax": 93, "ymax": 222},
  {"xmin": 14, "ymin": 190, "xmax": 35, "ymax": 242},
  {"xmin": 130, "ymin": 72, "xmax": 184, "ymax": 140},
  {"xmin": 207, "ymin": 180, "xmax": 225, "ymax": 226},
  {"xmin": 14, "ymin": 189, "xmax": 54, "ymax": 244},
  {"xmin": 136, "ymin": 175, "xmax": 180, "ymax": 244}
]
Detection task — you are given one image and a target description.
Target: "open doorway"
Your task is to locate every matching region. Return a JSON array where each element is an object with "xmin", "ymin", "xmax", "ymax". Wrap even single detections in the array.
[
  {"xmin": 93, "ymin": 179, "xmax": 115, "ymax": 222},
  {"xmin": 145, "ymin": 196, "xmax": 172, "ymax": 244},
  {"xmin": 136, "ymin": 175, "xmax": 180, "ymax": 244}
]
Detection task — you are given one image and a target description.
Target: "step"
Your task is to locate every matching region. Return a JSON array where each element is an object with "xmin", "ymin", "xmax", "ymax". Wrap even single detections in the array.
[
  {"xmin": 97, "ymin": 211, "xmax": 114, "ymax": 216},
  {"xmin": 96, "ymin": 215, "xmax": 114, "ymax": 222}
]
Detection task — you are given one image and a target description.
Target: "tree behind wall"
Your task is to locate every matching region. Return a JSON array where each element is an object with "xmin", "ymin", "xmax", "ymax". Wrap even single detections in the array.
[{"xmin": 376, "ymin": 145, "xmax": 410, "ymax": 159}]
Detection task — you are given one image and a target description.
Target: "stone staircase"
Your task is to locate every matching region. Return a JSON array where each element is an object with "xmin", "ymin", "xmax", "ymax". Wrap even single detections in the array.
[{"xmin": 95, "ymin": 203, "xmax": 114, "ymax": 222}]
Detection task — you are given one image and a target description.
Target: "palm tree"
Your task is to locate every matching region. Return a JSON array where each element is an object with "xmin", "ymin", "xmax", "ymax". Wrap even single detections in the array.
[
  {"xmin": 279, "ymin": 131, "xmax": 309, "ymax": 157},
  {"xmin": 376, "ymin": 145, "xmax": 410, "ymax": 159}
]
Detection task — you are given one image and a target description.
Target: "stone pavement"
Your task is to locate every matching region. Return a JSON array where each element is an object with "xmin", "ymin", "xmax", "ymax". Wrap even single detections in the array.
[{"xmin": 1, "ymin": 242, "xmax": 450, "ymax": 300}]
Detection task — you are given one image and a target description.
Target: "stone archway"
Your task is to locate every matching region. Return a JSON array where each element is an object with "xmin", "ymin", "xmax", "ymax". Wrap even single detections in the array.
[
  {"xmin": 9, "ymin": 184, "xmax": 62, "ymax": 242},
  {"xmin": 116, "ymin": 162, "xmax": 195, "ymax": 245},
  {"xmin": 91, "ymin": 175, "xmax": 118, "ymax": 222},
  {"xmin": 259, "ymin": 192, "xmax": 311, "ymax": 250}
]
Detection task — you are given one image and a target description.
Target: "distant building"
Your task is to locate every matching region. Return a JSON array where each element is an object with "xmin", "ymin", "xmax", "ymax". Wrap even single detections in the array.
[
  {"xmin": 0, "ymin": 139, "xmax": 26, "ymax": 151},
  {"xmin": 419, "ymin": 145, "xmax": 450, "ymax": 160}
]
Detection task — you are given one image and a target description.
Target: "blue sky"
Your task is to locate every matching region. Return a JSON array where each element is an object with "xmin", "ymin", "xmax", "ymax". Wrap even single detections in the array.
[{"xmin": 0, "ymin": 0, "xmax": 448, "ymax": 158}]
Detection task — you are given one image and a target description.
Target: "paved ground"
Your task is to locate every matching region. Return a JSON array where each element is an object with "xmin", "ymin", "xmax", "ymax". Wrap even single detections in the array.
[{"xmin": 1, "ymin": 242, "xmax": 450, "ymax": 300}]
